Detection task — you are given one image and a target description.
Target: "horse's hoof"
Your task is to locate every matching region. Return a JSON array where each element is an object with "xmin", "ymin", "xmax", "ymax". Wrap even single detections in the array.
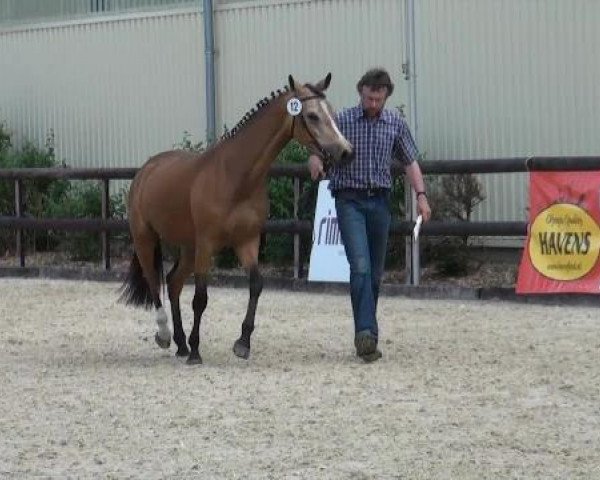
[
  {"xmin": 175, "ymin": 346, "xmax": 190, "ymax": 357},
  {"xmin": 233, "ymin": 340, "xmax": 250, "ymax": 359},
  {"xmin": 154, "ymin": 333, "xmax": 171, "ymax": 349},
  {"xmin": 186, "ymin": 352, "xmax": 203, "ymax": 365}
]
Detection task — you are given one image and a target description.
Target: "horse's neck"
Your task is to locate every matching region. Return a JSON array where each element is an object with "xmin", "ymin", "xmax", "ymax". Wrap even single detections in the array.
[{"xmin": 221, "ymin": 100, "xmax": 291, "ymax": 187}]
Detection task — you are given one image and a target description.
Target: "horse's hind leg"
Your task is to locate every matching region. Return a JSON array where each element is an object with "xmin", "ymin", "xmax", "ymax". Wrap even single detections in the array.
[
  {"xmin": 233, "ymin": 237, "xmax": 263, "ymax": 359},
  {"xmin": 166, "ymin": 246, "xmax": 194, "ymax": 357},
  {"xmin": 134, "ymin": 231, "xmax": 171, "ymax": 349}
]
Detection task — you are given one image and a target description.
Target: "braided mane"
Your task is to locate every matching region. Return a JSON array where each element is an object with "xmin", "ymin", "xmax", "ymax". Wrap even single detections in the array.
[{"xmin": 221, "ymin": 85, "xmax": 290, "ymax": 140}]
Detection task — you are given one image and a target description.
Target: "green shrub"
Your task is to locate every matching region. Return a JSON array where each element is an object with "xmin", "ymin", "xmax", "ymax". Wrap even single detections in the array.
[
  {"xmin": 262, "ymin": 141, "xmax": 311, "ymax": 266},
  {"xmin": 173, "ymin": 131, "xmax": 205, "ymax": 153},
  {"xmin": 45, "ymin": 182, "xmax": 126, "ymax": 261},
  {"xmin": 0, "ymin": 122, "xmax": 10, "ymax": 155},
  {"xmin": 0, "ymin": 124, "xmax": 128, "ymax": 261},
  {"xmin": 421, "ymin": 173, "xmax": 486, "ymax": 276},
  {"xmin": 0, "ymin": 129, "xmax": 70, "ymax": 253}
]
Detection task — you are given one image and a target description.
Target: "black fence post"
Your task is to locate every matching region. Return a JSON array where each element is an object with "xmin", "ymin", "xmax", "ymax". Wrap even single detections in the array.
[
  {"xmin": 101, "ymin": 179, "xmax": 110, "ymax": 270},
  {"xmin": 293, "ymin": 177, "xmax": 300, "ymax": 279},
  {"xmin": 14, "ymin": 179, "xmax": 25, "ymax": 267}
]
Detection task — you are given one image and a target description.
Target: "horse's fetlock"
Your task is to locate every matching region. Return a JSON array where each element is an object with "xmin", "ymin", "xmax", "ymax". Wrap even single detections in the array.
[
  {"xmin": 155, "ymin": 307, "xmax": 168, "ymax": 326},
  {"xmin": 242, "ymin": 323, "xmax": 254, "ymax": 336},
  {"xmin": 188, "ymin": 333, "xmax": 200, "ymax": 349}
]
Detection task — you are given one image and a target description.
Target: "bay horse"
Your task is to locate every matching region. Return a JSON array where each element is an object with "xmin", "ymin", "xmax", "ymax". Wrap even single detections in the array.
[{"xmin": 119, "ymin": 73, "xmax": 353, "ymax": 365}]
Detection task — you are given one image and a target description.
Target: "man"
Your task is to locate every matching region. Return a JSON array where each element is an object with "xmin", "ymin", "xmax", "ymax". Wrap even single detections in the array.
[{"xmin": 308, "ymin": 67, "xmax": 431, "ymax": 363}]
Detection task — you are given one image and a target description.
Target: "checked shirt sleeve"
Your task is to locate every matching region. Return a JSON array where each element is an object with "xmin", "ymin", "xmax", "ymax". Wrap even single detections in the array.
[{"xmin": 392, "ymin": 118, "xmax": 418, "ymax": 166}]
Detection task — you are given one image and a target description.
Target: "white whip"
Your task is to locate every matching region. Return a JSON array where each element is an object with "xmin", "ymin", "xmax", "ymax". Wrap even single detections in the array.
[{"xmin": 413, "ymin": 214, "xmax": 423, "ymax": 241}]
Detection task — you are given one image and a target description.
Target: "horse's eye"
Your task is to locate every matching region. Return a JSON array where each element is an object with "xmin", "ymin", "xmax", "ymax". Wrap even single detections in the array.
[{"xmin": 307, "ymin": 113, "xmax": 319, "ymax": 122}]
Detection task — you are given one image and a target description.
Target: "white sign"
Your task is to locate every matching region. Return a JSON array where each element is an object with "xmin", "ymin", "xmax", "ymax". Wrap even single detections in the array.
[{"xmin": 308, "ymin": 180, "xmax": 350, "ymax": 283}]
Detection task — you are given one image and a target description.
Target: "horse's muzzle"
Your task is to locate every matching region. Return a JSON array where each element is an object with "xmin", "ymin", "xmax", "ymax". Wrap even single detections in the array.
[
  {"xmin": 339, "ymin": 148, "xmax": 354, "ymax": 166},
  {"xmin": 316, "ymin": 141, "xmax": 353, "ymax": 171}
]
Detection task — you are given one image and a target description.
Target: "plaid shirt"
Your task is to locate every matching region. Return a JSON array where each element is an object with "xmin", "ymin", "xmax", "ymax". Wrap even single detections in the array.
[{"xmin": 328, "ymin": 105, "xmax": 418, "ymax": 191}]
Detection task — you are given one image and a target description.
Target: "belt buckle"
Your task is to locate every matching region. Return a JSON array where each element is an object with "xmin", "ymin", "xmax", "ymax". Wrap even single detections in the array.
[{"xmin": 366, "ymin": 188, "xmax": 376, "ymax": 197}]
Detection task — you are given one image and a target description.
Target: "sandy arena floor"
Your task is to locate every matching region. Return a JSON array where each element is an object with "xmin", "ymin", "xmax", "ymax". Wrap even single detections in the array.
[{"xmin": 1, "ymin": 278, "xmax": 599, "ymax": 479}]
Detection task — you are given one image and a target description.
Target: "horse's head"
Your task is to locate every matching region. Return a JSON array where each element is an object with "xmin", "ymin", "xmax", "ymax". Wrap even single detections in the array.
[{"xmin": 287, "ymin": 73, "xmax": 353, "ymax": 168}]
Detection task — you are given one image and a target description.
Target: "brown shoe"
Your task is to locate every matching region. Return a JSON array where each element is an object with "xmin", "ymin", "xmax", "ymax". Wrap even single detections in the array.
[
  {"xmin": 360, "ymin": 349, "xmax": 383, "ymax": 363},
  {"xmin": 354, "ymin": 330, "xmax": 377, "ymax": 356}
]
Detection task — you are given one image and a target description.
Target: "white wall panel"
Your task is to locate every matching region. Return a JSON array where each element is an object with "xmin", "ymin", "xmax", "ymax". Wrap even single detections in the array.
[
  {"xmin": 214, "ymin": 0, "xmax": 408, "ymax": 138},
  {"xmin": 416, "ymin": 0, "xmax": 600, "ymax": 231},
  {"xmin": 0, "ymin": 0, "xmax": 407, "ymax": 177},
  {"xmin": 2, "ymin": 0, "xmax": 598, "ymax": 236},
  {"xmin": 0, "ymin": 9, "xmax": 206, "ymax": 183},
  {"xmin": 0, "ymin": 0, "xmax": 197, "ymax": 24}
]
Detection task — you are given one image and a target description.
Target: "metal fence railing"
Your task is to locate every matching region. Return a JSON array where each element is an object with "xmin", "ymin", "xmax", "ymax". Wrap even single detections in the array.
[{"xmin": 2, "ymin": 156, "xmax": 600, "ymax": 284}]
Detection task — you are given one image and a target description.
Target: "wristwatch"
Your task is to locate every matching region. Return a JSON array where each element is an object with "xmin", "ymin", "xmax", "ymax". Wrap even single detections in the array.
[{"xmin": 416, "ymin": 191, "xmax": 427, "ymax": 199}]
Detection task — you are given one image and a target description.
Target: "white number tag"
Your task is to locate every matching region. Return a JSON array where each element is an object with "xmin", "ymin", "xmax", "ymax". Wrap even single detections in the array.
[{"xmin": 286, "ymin": 98, "xmax": 302, "ymax": 116}]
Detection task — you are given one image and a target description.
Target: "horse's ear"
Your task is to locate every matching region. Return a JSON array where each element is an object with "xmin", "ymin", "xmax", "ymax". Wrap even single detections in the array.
[
  {"xmin": 288, "ymin": 75, "xmax": 296, "ymax": 91},
  {"xmin": 315, "ymin": 72, "xmax": 332, "ymax": 92}
]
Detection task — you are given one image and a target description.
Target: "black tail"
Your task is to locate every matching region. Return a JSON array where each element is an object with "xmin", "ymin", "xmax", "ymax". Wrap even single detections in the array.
[{"xmin": 118, "ymin": 243, "xmax": 164, "ymax": 309}]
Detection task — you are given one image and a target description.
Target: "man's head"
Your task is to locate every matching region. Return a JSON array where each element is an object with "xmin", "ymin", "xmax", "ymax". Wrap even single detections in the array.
[{"xmin": 356, "ymin": 68, "xmax": 394, "ymax": 119}]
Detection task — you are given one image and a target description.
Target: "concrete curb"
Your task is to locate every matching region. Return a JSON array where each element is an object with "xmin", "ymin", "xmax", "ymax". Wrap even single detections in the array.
[{"xmin": 1, "ymin": 266, "xmax": 599, "ymax": 307}]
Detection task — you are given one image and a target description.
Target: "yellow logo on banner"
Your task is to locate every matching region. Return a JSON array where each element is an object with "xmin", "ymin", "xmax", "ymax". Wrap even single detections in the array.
[{"xmin": 529, "ymin": 203, "xmax": 600, "ymax": 281}]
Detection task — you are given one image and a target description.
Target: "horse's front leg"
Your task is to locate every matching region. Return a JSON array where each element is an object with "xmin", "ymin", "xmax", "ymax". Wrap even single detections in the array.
[
  {"xmin": 233, "ymin": 265, "xmax": 263, "ymax": 359},
  {"xmin": 188, "ymin": 273, "xmax": 208, "ymax": 365}
]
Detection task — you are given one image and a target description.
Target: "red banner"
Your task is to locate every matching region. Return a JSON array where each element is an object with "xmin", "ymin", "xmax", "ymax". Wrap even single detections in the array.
[{"xmin": 516, "ymin": 171, "xmax": 600, "ymax": 294}]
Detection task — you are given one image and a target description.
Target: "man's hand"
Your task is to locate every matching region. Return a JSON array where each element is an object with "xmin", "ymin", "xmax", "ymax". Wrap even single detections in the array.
[
  {"xmin": 308, "ymin": 154, "xmax": 325, "ymax": 181},
  {"xmin": 417, "ymin": 195, "xmax": 432, "ymax": 222}
]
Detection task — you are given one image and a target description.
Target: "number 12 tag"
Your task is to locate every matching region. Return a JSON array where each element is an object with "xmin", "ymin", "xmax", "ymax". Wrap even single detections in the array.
[{"xmin": 287, "ymin": 98, "xmax": 302, "ymax": 116}]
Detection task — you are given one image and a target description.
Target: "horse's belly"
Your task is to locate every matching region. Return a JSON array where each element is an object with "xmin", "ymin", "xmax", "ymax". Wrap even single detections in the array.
[{"xmin": 154, "ymin": 215, "xmax": 195, "ymax": 246}]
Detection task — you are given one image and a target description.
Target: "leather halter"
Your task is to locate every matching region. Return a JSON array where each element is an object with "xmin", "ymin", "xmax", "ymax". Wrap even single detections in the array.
[{"xmin": 289, "ymin": 93, "xmax": 330, "ymax": 158}]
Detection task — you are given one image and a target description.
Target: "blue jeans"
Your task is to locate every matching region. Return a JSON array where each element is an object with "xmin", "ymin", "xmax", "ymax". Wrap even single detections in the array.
[{"xmin": 335, "ymin": 190, "xmax": 391, "ymax": 340}]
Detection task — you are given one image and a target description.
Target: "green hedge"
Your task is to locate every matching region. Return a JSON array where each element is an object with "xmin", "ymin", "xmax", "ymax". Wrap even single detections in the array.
[
  {"xmin": 1, "ymin": 123, "xmax": 485, "ymax": 276},
  {"xmin": 0, "ymin": 125, "xmax": 127, "ymax": 260}
]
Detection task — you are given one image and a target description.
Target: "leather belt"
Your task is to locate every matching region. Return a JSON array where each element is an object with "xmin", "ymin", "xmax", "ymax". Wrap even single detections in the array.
[{"xmin": 334, "ymin": 188, "xmax": 390, "ymax": 198}]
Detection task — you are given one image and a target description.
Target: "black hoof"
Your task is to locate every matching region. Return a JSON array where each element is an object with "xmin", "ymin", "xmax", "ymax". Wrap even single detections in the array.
[
  {"xmin": 233, "ymin": 340, "xmax": 250, "ymax": 359},
  {"xmin": 154, "ymin": 332, "xmax": 171, "ymax": 349},
  {"xmin": 186, "ymin": 352, "xmax": 203, "ymax": 365},
  {"xmin": 175, "ymin": 345, "xmax": 190, "ymax": 357}
]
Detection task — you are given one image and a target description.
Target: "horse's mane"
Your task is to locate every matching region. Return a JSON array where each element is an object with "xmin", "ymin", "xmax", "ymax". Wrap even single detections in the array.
[{"xmin": 221, "ymin": 85, "xmax": 290, "ymax": 140}]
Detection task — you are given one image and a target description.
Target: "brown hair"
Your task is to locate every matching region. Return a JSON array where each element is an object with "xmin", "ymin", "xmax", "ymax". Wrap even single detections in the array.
[{"xmin": 356, "ymin": 68, "xmax": 394, "ymax": 97}]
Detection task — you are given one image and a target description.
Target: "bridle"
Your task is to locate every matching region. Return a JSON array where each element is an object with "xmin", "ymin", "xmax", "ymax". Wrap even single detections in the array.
[{"xmin": 289, "ymin": 93, "xmax": 333, "ymax": 164}]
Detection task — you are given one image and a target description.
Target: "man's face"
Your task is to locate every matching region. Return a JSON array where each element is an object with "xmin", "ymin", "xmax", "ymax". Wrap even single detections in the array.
[{"xmin": 359, "ymin": 86, "xmax": 388, "ymax": 119}]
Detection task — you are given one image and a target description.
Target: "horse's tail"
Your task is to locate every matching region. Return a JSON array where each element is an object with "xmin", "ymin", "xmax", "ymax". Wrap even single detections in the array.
[{"xmin": 118, "ymin": 243, "xmax": 164, "ymax": 309}]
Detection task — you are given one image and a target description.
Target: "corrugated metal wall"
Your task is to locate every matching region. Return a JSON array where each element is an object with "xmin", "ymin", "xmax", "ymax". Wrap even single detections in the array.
[
  {"xmin": 0, "ymin": 0, "xmax": 197, "ymax": 24},
  {"xmin": 416, "ymin": 0, "xmax": 600, "ymax": 232},
  {"xmin": 0, "ymin": 0, "xmax": 90, "ymax": 23},
  {"xmin": 0, "ymin": 8, "xmax": 205, "ymax": 182},
  {"xmin": 1, "ymin": 0, "xmax": 599, "ymax": 232},
  {"xmin": 0, "ymin": 0, "xmax": 408, "ymax": 173},
  {"xmin": 215, "ymin": 0, "xmax": 407, "ymax": 135},
  {"xmin": 0, "ymin": 1, "xmax": 287, "ymax": 25}
]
